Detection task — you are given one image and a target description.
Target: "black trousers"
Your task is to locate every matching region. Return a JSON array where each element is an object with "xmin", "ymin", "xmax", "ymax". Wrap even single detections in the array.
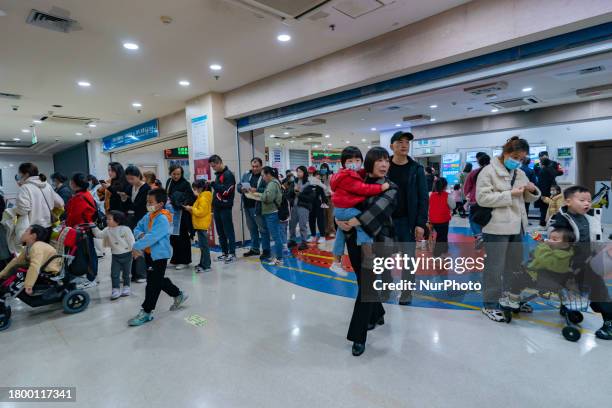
[
  {"xmin": 142, "ymin": 255, "xmax": 180, "ymax": 313},
  {"xmin": 432, "ymin": 222, "xmax": 449, "ymax": 257},
  {"xmin": 170, "ymin": 211, "xmax": 193, "ymax": 264},
  {"xmin": 346, "ymin": 231, "xmax": 385, "ymax": 344},
  {"xmin": 309, "ymin": 205, "xmax": 326, "ymax": 237},
  {"xmin": 539, "ymin": 201, "xmax": 549, "ymax": 226}
]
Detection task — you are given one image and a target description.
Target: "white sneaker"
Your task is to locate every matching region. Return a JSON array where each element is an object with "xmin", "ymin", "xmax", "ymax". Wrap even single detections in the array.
[
  {"xmin": 135, "ymin": 278, "xmax": 146, "ymax": 283},
  {"xmin": 481, "ymin": 307, "xmax": 506, "ymax": 322},
  {"xmin": 216, "ymin": 254, "xmax": 227, "ymax": 262},
  {"xmin": 224, "ymin": 254, "xmax": 236, "ymax": 264},
  {"xmin": 75, "ymin": 277, "xmax": 97, "ymax": 290},
  {"xmin": 318, "ymin": 236, "xmax": 327, "ymax": 243},
  {"xmin": 499, "ymin": 294, "xmax": 520, "ymax": 310},
  {"xmin": 111, "ymin": 288, "xmax": 121, "ymax": 300},
  {"xmin": 329, "ymin": 262, "xmax": 348, "ymax": 277},
  {"xmin": 175, "ymin": 264, "xmax": 190, "ymax": 270},
  {"xmin": 121, "ymin": 287, "xmax": 131, "ymax": 297},
  {"xmin": 270, "ymin": 258, "xmax": 283, "ymax": 266}
]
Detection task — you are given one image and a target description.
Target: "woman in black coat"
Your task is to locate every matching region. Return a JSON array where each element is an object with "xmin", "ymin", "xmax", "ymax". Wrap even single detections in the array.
[
  {"xmin": 103, "ymin": 162, "xmax": 130, "ymax": 212},
  {"xmin": 120, "ymin": 165, "xmax": 151, "ymax": 282},
  {"xmin": 166, "ymin": 165, "xmax": 196, "ymax": 268},
  {"xmin": 336, "ymin": 147, "xmax": 398, "ymax": 357}
]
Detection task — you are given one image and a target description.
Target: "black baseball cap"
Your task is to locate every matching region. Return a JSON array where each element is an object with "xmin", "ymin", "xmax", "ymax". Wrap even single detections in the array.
[
  {"xmin": 390, "ymin": 131, "xmax": 414, "ymax": 143},
  {"xmin": 538, "ymin": 151, "xmax": 549, "ymax": 157}
]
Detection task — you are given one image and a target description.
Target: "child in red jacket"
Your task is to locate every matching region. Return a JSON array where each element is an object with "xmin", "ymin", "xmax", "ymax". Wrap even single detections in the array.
[
  {"xmin": 329, "ymin": 147, "xmax": 389, "ymax": 275},
  {"xmin": 428, "ymin": 177, "xmax": 456, "ymax": 257}
]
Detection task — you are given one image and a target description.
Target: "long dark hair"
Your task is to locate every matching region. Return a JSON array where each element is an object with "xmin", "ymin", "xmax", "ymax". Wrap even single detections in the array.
[
  {"xmin": 108, "ymin": 162, "xmax": 127, "ymax": 191},
  {"xmin": 432, "ymin": 177, "xmax": 448, "ymax": 193},
  {"xmin": 296, "ymin": 166, "xmax": 308, "ymax": 183},
  {"xmin": 18, "ymin": 162, "xmax": 46, "ymax": 182}
]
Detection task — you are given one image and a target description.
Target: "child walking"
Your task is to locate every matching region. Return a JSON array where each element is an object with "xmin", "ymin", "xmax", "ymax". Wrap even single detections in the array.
[
  {"xmin": 128, "ymin": 189, "xmax": 188, "ymax": 326},
  {"xmin": 183, "ymin": 180, "xmax": 212, "ymax": 273},
  {"xmin": 450, "ymin": 184, "xmax": 466, "ymax": 217},
  {"xmin": 329, "ymin": 146, "xmax": 389, "ymax": 275},
  {"xmin": 542, "ymin": 184, "xmax": 563, "ymax": 222},
  {"xmin": 92, "ymin": 211, "xmax": 135, "ymax": 300},
  {"xmin": 428, "ymin": 177, "xmax": 456, "ymax": 257}
]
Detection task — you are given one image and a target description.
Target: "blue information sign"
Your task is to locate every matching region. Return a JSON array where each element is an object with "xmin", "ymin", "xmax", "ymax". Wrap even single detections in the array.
[{"xmin": 102, "ymin": 119, "xmax": 159, "ymax": 151}]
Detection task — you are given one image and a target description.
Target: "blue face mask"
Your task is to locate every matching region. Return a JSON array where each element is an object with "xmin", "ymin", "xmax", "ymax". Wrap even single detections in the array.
[
  {"xmin": 504, "ymin": 158, "xmax": 521, "ymax": 171},
  {"xmin": 346, "ymin": 162, "xmax": 361, "ymax": 171},
  {"xmin": 319, "ymin": 169, "xmax": 328, "ymax": 175}
]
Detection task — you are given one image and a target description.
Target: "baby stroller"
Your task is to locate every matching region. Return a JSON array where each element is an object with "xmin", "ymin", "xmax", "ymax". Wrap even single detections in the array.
[
  {"xmin": 502, "ymin": 268, "xmax": 591, "ymax": 342},
  {"xmin": 0, "ymin": 226, "xmax": 92, "ymax": 332}
]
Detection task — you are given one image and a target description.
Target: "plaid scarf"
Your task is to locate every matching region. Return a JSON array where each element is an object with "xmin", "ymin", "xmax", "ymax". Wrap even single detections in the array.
[{"xmin": 357, "ymin": 177, "xmax": 398, "ymax": 243}]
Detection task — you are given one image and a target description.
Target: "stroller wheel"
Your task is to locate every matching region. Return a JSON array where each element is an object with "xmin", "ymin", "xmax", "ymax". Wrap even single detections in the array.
[
  {"xmin": 503, "ymin": 309, "xmax": 513, "ymax": 323},
  {"xmin": 562, "ymin": 326, "xmax": 581, "ymax": 342},
  {"xmin": 567, "ymin": 311, "xmax": 584, "ymax": 325},
  {"xmin": 0, "ymin": 307, "xmax": 11, "ymax": 332},
  {"xmin": 62, "ymin": 290, "xmax": 90, "ymax": 314}
]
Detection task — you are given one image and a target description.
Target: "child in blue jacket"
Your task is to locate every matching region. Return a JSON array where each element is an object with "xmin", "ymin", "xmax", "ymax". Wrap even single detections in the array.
[{"xmin": 128, "ymin": 188, "xmax": 188, "ymax": 326}]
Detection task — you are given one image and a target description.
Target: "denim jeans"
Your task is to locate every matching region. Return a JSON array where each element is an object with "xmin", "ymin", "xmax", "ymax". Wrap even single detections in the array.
[
  {"xmin": 255, "ymin": 213, "xmax": 270, "ymax": 253},
  {"xmin": 289, "ymin": 206, "xmax": 309, "ymax": 242},
  {"xmin": 332, "ymin": 207, "xmax": 372, "ymax": 256},
  {"xmin": 468, "ymin": 205, "xmax": 483, "ymax": 236},
  {"xmin": 279, "ymin": 221, "xmax": 288, "ymax": 246},
  {"xmin": 196, "ymin": 230, "xmax": 211, "ymax": 269},
  {"xmin": 244, "ymin": 206, "xmax": 260, "ymax": 251},
  {"xmin": 264, "ymin": 212, "xmax": 284, "ymax": 259},
  {"xmin": 213, "ymin": 208, "xmax": 236, "ymax": 255}
]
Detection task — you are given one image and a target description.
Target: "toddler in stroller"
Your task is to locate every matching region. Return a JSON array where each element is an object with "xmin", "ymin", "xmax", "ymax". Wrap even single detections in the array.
[{"xmin": 0, "ymin": 224, "xmax": 91, "ymax": 331}]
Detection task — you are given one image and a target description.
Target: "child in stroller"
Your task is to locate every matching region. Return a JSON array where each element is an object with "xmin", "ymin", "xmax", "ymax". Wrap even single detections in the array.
[{"xmin": 0, "ymin": 224, "xmax": 91, "ymax": 331}]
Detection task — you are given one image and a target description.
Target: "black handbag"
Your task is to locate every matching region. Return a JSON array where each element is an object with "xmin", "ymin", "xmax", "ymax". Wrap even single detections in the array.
[{"xmin": 472, "ymin": 169, "xmax": 517, "ymax": 227}]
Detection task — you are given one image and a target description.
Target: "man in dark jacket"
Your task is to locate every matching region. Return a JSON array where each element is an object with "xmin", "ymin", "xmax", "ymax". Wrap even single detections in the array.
[
  {"xmin": 520, "ymin": 157, "xmax": 537, "ymax": 222},
  {"xmin": 210, "ymin": 155, "xmax": 237, "ymax": 263},
  {"xmin": 387, "ymin": 131, "xmax": 428, "ymax": 305},
  {"xmin": 535, "ymin": 151, "xmax": 563, "ymax": 227},
  {"xmin": 239, "ymin": 158, "xmax": 265, "ymax": 257}
]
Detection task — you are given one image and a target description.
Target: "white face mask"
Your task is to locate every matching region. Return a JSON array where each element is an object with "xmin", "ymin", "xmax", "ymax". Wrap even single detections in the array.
[{"xmin": 147, "ymin": 205, "xmax": 158, "ymax": 213}]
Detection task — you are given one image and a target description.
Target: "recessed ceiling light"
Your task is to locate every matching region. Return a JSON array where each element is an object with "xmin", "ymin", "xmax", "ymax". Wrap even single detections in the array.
[
  {"xmin": 21, "ymin": 129, "xmax": 30, "ymax": 133},
  {"xmin": 395, "ymin": 124, "xmax": 401, "ymax": 127},
  {"xmin": 522, "ymin": 87, "xmax": 533, "ymax": 92},
  {"xmin": 290, "ymin": 140, "xmax": 294, "ymax": 143},
  {"xmin": 9, "ymin": 164, "xmax": 13, "ymax": 167},
  {"xmin": 178, "ymin": 80, "xmax": 190, "ymax": 87},
  {"xmin": 430, "ymin": 118, "xmax": 436, "ymax": 122},
  {"xmin": 75, "ymin": 132, "xmax": 83, "ymax": 136},
  {"xmin": 88, "ymin": 123, "xmax": 97, "ymax": 128},
  {"xmin": 491, "ymin": 108, "xmax": 499, "ymax": 113},
  {"xmin": 209, "ymin": 64, "xmax": 222, "ymax": 71},
  {"xmin": 307, "ymin": 137, "xmax": 312, "ymax": 141},
  {"xmin": 313, "ymin": 145, "xmax": 319, "ymax": 148},
  {"xmin": 123, "ymin": 42, "xmax": 139, "ymax": 50},
  {"xmin": 327, "ymin": 143, "xmax": 332, "ymax": 146},
  {"xmin": 277, "ymin": 34, "xmax": 291, "ymax": 42},
  {"xmin": 429, "ymin": 104, "xmax": 438, "ymax": 109},
  {"xmin": 361, "ymin": 138, "xmax": 367, "ymax": 142},
  {"xmin": 345, "ymin": 140, "xmax": 350, "ymax": 144},
  {"xmin": 0, "ymin": 142, "xmax": 5, "ymax": 145},
  {"xmin": 360, "ymin": 118, "xmax": 365, "ymax": 121},
  {"xmin": 13, "ymin": 138, "xmax": 20, "ymax": 141},
  {"xmin": 370, "ymin": 127, "xmax": 377, "ymax": 131},
  {"xmin": 283, "ymin": 132, "xmax": 290, "ymax": 135},
  {"xmin": 324, "ymin": 134, "xmax": 330, "ymax": 138},
  {"xmin": 269, "ymin": 134, "xmax": 275, "ymax": 138},
  {"xmin": 367, "ymin": 145, "xmax": 372, "ymax": 149},
  {"xmin": 275, "ymin": 142, "xmax": 280, "ymax": 146},
  {"xmin": 33, "ymin": 120, "xmax": 42, "ymax": 124},
  {"xmin": 78, "ymin": 81, "xmax": 91, "ymax": 87},
  {"xmin": 132, "ymin": 102, "xmax": 142, "ymax": 108}
]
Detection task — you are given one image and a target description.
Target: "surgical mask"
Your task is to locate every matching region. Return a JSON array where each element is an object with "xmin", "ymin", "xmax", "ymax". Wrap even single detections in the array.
[
  {"xmin": 319, "ymin": 169, "xmax": 328, "ymax": 175},
  {"xmin": 503, "ymin": 158, "xmax": 521, "ymax": 171},
  {"xmin": 346, "ymin": 162, "xmax": 361, "ymax": 171},
  {"xmin": 147, "ymin": 205, "xmax": 158, "ymax": 213},
  {"xmin": 541, "ymin": 158, "xmax": 551, "ymax": 166}
]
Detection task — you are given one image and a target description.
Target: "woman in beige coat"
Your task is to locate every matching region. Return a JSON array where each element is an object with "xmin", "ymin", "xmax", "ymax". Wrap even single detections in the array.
[{"xmin": 476, "ymin": 136, "xmax": 540, "ymax": 322}]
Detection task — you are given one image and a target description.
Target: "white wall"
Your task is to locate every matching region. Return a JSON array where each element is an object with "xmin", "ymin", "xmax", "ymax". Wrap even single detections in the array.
[
  {"xmin": 111, "ymin": 137, "xmax": 188, "ymax": 181},
  {"xmin": 410, "ymin": 118, "xmax": 612, "ymax": 186},
  {"xmin": 0, "ymin": 154, "xmax": 54, "ymax": 200}
]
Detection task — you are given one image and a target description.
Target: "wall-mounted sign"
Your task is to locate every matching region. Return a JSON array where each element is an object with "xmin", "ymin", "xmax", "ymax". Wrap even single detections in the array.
[
  {"xmin": 191, "ymin": 115, "xmax": 209, "ymax": 159},
  {"xmin": 557, "ymin": 146, "xmax": 573, "ymax": 159},
  {"xmin": 441, "ymin": 153, "xmax": 461, "ymax": 186},
  {"xmin": 272, "ymin": 148, "xmax": 282, "ymax": 169},
  {"xmin": 415, "ymin": 139, "xmax": 441, "ymax": 148},
  {"xmin": 164, "ymin": 147, "xmax": 189, "ymax": 159},
  {"xmin": 102, "ymin": 119, "xmax": 159, "ymax": 151}
]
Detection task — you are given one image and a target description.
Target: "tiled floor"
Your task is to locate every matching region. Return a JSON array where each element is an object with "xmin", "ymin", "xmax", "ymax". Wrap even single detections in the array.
[{"xmin": 1, "ymin": 216, "xmax": 611, "ymax": 408}]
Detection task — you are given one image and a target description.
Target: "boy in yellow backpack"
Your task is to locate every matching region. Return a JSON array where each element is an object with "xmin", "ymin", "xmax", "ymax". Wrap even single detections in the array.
[
  {"xmin": 128, "ymin": 189, "xmax": 188, "ymax": 326},
  {"xmin": 183, "ymin": 180, "xmax": 212, "ymax": 273}
]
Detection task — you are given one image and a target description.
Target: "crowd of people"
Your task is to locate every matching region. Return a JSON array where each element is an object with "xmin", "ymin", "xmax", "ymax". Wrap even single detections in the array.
[{"xmin": 0, "ymin": 130, "xmax": 610, "ymax": 356}]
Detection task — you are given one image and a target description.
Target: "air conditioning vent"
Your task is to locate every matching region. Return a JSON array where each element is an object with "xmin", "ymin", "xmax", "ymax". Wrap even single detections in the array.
[
  {"xmin": 26, "ymin": 8, "xmax": 80, "ymax": 33},
  {"xmin": 402, "ymin": 114, "xmax": 431, "ymax": 123},
  {"xmin": 553, "ymin": 65, "xmax": 606, "ymax": 80},
  {"xmin": 0, "ymin": 92, "xmax": 21, "ymax": 100},
  {"xmin": 298, "ymin": 118, "xmax": 326, "ymax": 127},
  {"xmin": 464, "ymin": 81, "xmax": 508, "ymax": 96},
  {"xmin": 576, "ymin": 84, "xmax": 612, "ymax": 98},
  {"xmin": 333, "ymin": 0, "xmax": 385, "ymax": 19},
  {"xmin": 487, "ymin": 97, "xmax": 542, "ymax": 110},
  {"xmin": 236, "ymin": 1, "xmax": 330, "ymax": 19},
  {"xmin": 45, "ymin": 114, "xmax": 99, "ymax": 125}
]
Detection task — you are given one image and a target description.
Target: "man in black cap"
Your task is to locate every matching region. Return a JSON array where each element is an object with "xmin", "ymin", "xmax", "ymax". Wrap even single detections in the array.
[{"xmin": 387, "ymin": 131, "xmax": 428, "ymax": 305}]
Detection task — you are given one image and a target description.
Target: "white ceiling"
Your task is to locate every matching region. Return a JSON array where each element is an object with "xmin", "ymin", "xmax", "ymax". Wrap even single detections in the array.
[
  {"xmin": 0, "ymin": 0, "xmax": 469, "ymax": 153},
  {"xmin": 264, "ymin": 52, "xmax": 612, "ymax": 150}
]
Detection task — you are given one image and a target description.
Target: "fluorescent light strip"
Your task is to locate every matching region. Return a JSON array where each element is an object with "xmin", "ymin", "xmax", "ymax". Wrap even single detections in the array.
[{"xmin": 237, "ymin": 42, "xmax": 612, "ymax": 132}]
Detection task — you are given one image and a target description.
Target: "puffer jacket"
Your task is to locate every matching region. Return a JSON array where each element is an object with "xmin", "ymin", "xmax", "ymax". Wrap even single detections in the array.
[
  {"xmin": 476, "ymin": 157, "xmax": 540, "ymax": 235},
  {"xmin": 191, "ymin": 191, "xmax": 213, "ymax": 230},
  {"xmin": 261, "ymin": 178, "xmax": 283, "ymax": 215},
  {"xmin": 16, "ymin": 176, "xmax": 64, "ymax": 228}
]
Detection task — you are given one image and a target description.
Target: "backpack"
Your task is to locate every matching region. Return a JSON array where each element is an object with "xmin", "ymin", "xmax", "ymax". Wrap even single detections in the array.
[
  {"xmin": 278, "ymin": 187, "xmax": 290, "ymax": 222},
  {"xmin": 83, "ymin": 194, "xmax": 106, "ymax": 229}
]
